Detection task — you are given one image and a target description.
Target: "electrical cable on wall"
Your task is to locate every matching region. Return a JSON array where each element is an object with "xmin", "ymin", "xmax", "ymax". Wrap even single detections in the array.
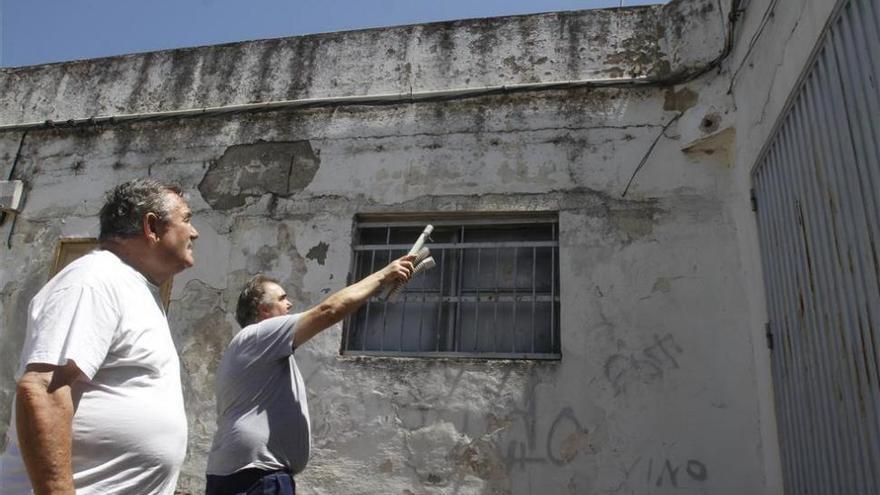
[
  {"xmin": 621, "ymin": 112, "xmax": 683, "ymax": 197},
  {"xmin": 3, "ymin": 130, "xmax": 28, "ymax": 248}
]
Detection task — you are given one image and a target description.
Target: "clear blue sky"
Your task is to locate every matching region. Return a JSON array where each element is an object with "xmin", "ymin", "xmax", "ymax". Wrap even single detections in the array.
[{"xmin": 1, "ymin": 0, "xmax": 663, "ymax": 68}]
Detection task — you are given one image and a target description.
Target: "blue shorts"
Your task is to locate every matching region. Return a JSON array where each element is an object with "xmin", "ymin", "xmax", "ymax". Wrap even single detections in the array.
[{"xmin": 205, "ymin": 468, "xmax": 295, "ymax": 495}]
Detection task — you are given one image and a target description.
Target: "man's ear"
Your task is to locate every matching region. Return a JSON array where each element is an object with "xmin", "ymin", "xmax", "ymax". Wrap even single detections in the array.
[
  {"xmin": 256, "ymin": 303, "xmax": 269, "ymax": 320},
  {"xmin": 143, "ymin": 212, "xmax": 162, "ymax": 242}
]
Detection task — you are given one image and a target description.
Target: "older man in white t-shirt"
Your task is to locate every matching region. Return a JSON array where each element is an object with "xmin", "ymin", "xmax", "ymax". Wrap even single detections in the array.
[
  {"xmin": 0, "ymin": 178, "xmax": 199, "ymax": 494},
  {"xmin": 206, "ymin": 257, "xmax": 414, "ymax": 494}
]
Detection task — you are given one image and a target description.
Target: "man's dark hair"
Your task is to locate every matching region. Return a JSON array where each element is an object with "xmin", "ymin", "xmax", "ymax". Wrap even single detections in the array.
[
  {"xmin": 99, "ymin": 178, "xmax": 183, "ymax": 241},
  {"xmin": 235, "ymin": 274, "xmax": 280, "ymax": 327}
]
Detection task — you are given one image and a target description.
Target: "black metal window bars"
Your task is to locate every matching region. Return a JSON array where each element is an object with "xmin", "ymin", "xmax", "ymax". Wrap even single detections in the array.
[{"xmin": 342, "ymin": 216, "xmax": 561, "ymax": 359}]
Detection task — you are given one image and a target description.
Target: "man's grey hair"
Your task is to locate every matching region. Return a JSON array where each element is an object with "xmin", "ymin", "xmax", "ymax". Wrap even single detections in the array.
[
  {"xmin": 235, "ymin": 274, "xmax": 280, "ymax": 328},
  {"xmin": 99, "ymin": 178, "xmax": 183, "ymax": 241}
]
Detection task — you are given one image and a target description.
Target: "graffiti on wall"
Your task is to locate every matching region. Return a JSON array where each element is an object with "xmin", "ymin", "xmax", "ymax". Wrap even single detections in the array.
[
  {"xmin": 603, "ymin": 334, "xmax": 683, "ymax": 396},
  {"xmin": 499, "ymin": 373, "xmax": 592, "ymax": 472},
  {"xmin": 614, "ymin": 454, "xmax": 709, "ymax": 493}
]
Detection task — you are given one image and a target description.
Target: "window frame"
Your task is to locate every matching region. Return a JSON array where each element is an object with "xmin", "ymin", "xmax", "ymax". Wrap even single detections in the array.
[{"xmin": 341, "ymin": 213, "xmax": 561, "ymax": 360}]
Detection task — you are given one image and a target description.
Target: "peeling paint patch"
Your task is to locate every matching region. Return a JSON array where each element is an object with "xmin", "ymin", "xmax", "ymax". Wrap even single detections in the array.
[
  {"xmin": 663, "ymin": 87, "xmax": 698, "ymax": 112},
  {"xmin": 650, "ymin": 276, "xmax": 686, "ymax": 295},
  {"xmin": 454, "ymin": 437, "xmax": 507, "ymax": 484},
  {"xmin": 609, "ymin": 208, "xmax": 659, "ymax": 245},
  {"xmin": 404, "ymin": 422, "xmax": 462, "ymax": 486},
  {"xmin": 246, "ymin": 245, "xmax": 280, "ymax": 274},
  {"xmin": 306, "ymin": 242, "xmax": 329, "ymax": 265},
  {"xmin": 652, "ymin": 277, "xmax": 672, "ymax": 293},
  {"xmin": 199, "ymin": 140, "xmax": 320, "ymax": 210},
  {"xmin": 558, "ymin": 429, "xmax": 588, "ymax": 462}
]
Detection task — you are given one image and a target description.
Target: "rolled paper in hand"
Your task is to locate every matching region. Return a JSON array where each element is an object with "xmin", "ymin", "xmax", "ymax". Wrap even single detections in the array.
[
  {"xmin": 387, "ymin": 255, "xmax": 435, "ymax": 302},
  {"xmin": 380, "ymin": 224, "xmax": 434, "ymax": 301}
]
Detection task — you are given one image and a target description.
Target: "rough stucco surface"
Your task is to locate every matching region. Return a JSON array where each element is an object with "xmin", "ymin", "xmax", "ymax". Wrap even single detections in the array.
[
  {"xmin": 0, "ymin": 1, "xmax": 726, "ymax": 127},
  {"xmin": 0, "ymin": 0, "xmax": 792, "ymax": 493}
]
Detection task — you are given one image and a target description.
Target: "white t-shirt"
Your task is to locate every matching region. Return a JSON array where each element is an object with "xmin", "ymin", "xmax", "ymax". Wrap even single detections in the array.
[
  {"xmin": 206, "ymin": 314, "xmax": 311, "ymax": 476},
  {"xmin": 0, "ymin": 249, "xmax": 188, "ymax": 495}
]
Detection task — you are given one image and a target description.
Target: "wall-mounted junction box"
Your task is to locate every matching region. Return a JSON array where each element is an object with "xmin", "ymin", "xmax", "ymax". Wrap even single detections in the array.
[{"xmin": 0, "ymin": 180, "xmax": 24, "ymax": 213}]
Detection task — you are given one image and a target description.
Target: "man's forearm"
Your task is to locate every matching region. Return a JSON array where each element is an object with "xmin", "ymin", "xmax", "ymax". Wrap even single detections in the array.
[
  {"xmin": 293, "ymin": 256, "xmax": 414, "ymax": 348},
  {"xmin": 293, "ymin": 271, "xmax": 387, "ymax": 348},
  {"xmin": 330, "ymin": 270, "xmax": 388, "ymax": 309},
  {"xmin": 16, "ymin": 372, "xmax": 76, "ymax": 495}
]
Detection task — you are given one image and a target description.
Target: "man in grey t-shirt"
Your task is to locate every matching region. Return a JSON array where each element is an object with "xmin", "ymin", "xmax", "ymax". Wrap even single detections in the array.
[{"xmin": 206, "ymin": 256, "xmax": 414, "ymax": 495}]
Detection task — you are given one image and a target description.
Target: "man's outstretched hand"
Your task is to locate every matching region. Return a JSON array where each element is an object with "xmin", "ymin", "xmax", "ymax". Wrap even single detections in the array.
[{"xmin": 379, "ymin": 254, "xmax": 416, "ymax": 286}]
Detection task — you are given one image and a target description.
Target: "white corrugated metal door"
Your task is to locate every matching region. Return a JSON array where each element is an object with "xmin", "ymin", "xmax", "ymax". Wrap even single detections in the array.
[{"xmin": 752, "ymin": 0, "xmax": 880, "ymax": 493}]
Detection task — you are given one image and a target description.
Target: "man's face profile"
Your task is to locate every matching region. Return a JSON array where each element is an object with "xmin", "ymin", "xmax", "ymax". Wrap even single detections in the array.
[
  {"xmin": 259, "ymin": 283, "xmax": 292, "ymax": 321},
  {"xmin": 155, "ymin": 193, "xmax": 199, "ymax": 274}
]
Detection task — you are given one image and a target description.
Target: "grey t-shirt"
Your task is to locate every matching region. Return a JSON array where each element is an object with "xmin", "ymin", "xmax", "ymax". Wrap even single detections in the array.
[{"xmin": 206, "ymin": 314, "xmax": 311, "ymax": 476}]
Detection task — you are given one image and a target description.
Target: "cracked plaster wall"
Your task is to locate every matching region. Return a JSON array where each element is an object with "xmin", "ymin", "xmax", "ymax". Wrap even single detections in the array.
[
  {"xmin": 0, "ymin": 1, "xmax": 790, "ymax": 494},
  {"xmin": 0, "ymin": 1, "xmax": 728, "ymax": 127}
]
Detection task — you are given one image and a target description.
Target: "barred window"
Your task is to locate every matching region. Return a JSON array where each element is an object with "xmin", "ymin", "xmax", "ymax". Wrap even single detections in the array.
[{"xmin": 342, "ymin": 215, "xmax": 561, "ymax": 359}]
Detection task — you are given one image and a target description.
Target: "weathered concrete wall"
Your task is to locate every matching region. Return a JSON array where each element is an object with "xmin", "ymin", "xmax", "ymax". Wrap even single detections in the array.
[
  {"xmin": 0, "ymin": 1, "xmax": 726, "ymax": 126},
  {"xmin": 0, "ymin": 1, "xmax": 786, "ymax": 494}
]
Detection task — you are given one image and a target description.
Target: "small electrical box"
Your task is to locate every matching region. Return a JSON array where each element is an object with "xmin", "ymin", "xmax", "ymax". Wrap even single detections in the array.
[{"xmin": 0, "ymin": 180, "xmax": 24, "ymax": 213}]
